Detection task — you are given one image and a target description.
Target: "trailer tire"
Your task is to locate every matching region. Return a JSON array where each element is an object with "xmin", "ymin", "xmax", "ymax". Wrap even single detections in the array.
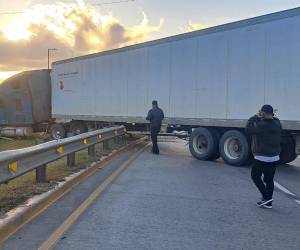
[
  {"xmin": 49, "ymin": 124, "xmax": 65, "ymax": 140},
  {"xmin": 69, "ymin": 121, "xmax": 88, "ymax": 136},
  {"xmin": 220, "ymin": 130, "xmax": 251, "ymax": 166},
  {"xmin": 189, "ymin": 127, "xmax": 220, "ymax": 161},
  {"xmin": 279, "ymin": 136, "xmax": 297, "ymax": 164}
]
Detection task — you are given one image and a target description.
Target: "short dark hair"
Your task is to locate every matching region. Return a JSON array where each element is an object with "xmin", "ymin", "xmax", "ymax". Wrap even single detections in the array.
[{"xmin": 152, "ymin": 100, "xmax": 158, "ymax": 106}]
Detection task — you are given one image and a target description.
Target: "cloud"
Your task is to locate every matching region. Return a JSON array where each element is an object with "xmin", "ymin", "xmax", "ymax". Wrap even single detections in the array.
[
  {"xmin": 0, "ymin": 0, "xmax": 32, "ymax": 11},
  {"xmin": 0, "ymin": 24, "xmax": 73, "ymax": 70},
  {"xmin": 184, "ymin": 21, "xmax": 206, "ymax": 32},
  {"xmin": 0, "ymin": 1, "xmax": 163, "ymax": 71}
]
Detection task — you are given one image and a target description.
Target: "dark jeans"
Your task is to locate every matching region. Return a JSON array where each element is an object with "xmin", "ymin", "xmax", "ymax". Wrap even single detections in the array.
[
  {"xmin": 150, "ymin": 126, "xmax": 160, "ymax": 154},
  {"xmin": 251, "ymin": 160, "xmax": 277, "ymax": 200}
]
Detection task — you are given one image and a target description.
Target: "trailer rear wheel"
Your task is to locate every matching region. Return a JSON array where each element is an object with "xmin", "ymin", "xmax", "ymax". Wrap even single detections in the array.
[
  {"xmin": 279, "ymin": 136, "xmax": 297, "ymax": 164},
  {"xmin": 49, "ymin": 124, "xmax": 65, "ymax": 140},
  {"xmin": 189, "ymin": 128, "xmax": 219, "ymax": 160},
  {"xmin": 70, "ymin": 121, "xmax": 88, "ymax": 136},
  {"xmin": 220, "ymin": 130, "xmax": 251, "ymax": 166}
]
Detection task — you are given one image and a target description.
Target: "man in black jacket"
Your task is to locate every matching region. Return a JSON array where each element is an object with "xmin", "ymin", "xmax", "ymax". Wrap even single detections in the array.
[
  {"xmin": 246, "ymin": 105, "xmax": 282, "ymax": 209},
  {"xmin": 146, "ymin": 100, "xmax": 164, "ymax": 155}
]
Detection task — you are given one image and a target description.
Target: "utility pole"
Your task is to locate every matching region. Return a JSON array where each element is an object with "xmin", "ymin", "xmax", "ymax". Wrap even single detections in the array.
[{"xmin": 48, "ymin": 48, "xmax": 57, "ymax": 70}]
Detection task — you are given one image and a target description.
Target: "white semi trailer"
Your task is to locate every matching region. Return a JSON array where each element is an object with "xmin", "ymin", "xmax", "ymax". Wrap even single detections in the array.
[{"xmin": 51, "ymin": 7, "xmax": 300, "ymax": 166}]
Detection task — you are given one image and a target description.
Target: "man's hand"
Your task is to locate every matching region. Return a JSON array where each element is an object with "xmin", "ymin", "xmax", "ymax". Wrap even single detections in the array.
[
  {"xmin": 248, "ymin": 114, "xmax": 261, "ymax": 124},
  {"xmin": 256, "ymin": 111, "xmax": 263, "ymax": 118}
]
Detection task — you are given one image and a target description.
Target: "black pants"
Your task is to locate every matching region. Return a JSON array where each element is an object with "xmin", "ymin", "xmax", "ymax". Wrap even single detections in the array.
[
  {"xmin": 251, "ymin": 160, "xmax": 277, "ymax": 200},
  {"xmin": 150, "ymin": 126, "xmax": 160, "ymax": 154}
]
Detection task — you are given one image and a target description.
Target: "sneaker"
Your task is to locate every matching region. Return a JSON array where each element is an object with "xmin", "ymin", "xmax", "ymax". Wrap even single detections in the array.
[
  {"xmin": 257, "ymin": 199, "xmax": 273, "ymax": 207},
  {"xmin": 257, "ymin": 200, "xmax": 265, "ymax": 207},
  {"xmin": 263, "ymin": 202, "xmax": 273, "ymax": 209},
  {"xmin": 261, "ymin": 199, "xmax": 273, "ymax": 205}
]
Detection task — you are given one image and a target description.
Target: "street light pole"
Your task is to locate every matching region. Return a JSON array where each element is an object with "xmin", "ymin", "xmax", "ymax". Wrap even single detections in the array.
[{"xmin": 48, "ymin": 48, "xmax": 57, "ymax": 70}]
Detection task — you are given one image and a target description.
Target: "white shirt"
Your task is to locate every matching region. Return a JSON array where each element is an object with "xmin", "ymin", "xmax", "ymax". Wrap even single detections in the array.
[{"xmin": 254, "ymin": 155, "xmax": 280, "ymax": 163}]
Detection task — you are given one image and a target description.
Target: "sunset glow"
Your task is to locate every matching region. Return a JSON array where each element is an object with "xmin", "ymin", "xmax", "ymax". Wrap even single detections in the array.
[
  {"xmin": 0, "ymin": 0, "xmax": 163, "ymax": 72},
  {"xmin": 0, "ymin": 71, "xmax": 19, "ymax": 83}
]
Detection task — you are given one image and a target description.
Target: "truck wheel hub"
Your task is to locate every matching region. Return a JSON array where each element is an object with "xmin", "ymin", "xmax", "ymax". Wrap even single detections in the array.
[{"xmin": 224, "ymin": 138, "xmax": 242, "ymax": 160}]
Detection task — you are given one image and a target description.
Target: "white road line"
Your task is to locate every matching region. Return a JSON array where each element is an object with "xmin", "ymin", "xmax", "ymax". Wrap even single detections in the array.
[
  {"xmin": 274, "ymin": 181, "xmax": 300, "ymax": 206},
  {"xmin": 274, "ymin": 181, "xmax": 296, "ymax": 197}
]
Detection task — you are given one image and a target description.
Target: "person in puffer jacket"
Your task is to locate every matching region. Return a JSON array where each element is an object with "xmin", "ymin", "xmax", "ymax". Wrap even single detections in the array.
[{"xmin": 246, "ymin": 104, "xmax": 282, "ymax": 209}]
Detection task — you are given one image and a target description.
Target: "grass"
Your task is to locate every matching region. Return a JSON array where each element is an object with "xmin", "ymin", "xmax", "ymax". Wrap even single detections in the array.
[
  {"xmin": 0, "ymin": 137, "xmax": 41, "ymax": 151},
  {"xmin": 0, "ymin": 137, "xmax": 125, "ymax": 216}
]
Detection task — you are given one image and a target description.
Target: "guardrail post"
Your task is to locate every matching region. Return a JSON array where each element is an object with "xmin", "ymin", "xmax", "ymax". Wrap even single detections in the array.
[
  {"xmin": 117, "ymin": 135, "xmax": 123, "ymax": 145},
  {"xmin": 98, "ymin": 142, "xmax": 103, "ymax": 153},
  {"xmin": 36, "ymin": 165, "xmax": 47, "ymax": 183},
  {"xmin": 67, "ymin": 153, "xmax": 76, "ymax": 167},
  {"xmin": 88, "ymin": 145, "xmax": 96, "ymax": 156},
  {"xmin": 103, "ymin": 140, "xmax": 110, "ymax": 151},
  {"xmin": 113, "ymin": 136, "xmax": 118, "ymax": 145},
  {"xmin": 121, "ymin": 135, "xmax": 126, "ymax": 146},
  {"xmin": 111, "ymin": 138, "xmax": 116, "ymax": 148}
]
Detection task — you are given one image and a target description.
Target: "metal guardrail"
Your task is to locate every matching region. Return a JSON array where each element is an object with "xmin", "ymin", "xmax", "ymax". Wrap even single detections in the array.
[{"xmin": 0, "ymin": 126, "xmax": 126, "ymax": 184}]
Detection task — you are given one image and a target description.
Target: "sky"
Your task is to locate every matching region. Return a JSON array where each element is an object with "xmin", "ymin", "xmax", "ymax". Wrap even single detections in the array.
[{"xmin": 0, "ymin": 0, "xmax": 300, "ymax": 82}]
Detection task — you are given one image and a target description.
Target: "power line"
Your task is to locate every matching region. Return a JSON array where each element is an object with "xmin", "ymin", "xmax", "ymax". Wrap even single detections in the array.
[
  {"xmin": 0, "ymin": 11, "xmax": 24, "ymax": 15},
  {"xmin": 0, "ymin": 0, "xmax": 135, "ymax": 15},
  {"xmin": 93, "ymin": 0, "xmax": 135, "ymax": 5}
]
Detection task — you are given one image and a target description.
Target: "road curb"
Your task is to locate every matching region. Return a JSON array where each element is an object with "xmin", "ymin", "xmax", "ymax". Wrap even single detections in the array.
[{"xmin": 0, "ymin": 137, "xmax": 148, "ymax": 245}]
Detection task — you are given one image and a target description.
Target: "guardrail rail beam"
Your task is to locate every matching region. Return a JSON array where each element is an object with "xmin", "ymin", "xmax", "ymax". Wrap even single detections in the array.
[{"xmin": 0, "ymin": 126, "xmax": 126, "ymax": 184}]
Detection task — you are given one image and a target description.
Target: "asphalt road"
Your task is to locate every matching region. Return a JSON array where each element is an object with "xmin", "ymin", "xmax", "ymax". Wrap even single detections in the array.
[{"xmin": 2, "ymin": 139, "xmax": 300, "ymax": 250}]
